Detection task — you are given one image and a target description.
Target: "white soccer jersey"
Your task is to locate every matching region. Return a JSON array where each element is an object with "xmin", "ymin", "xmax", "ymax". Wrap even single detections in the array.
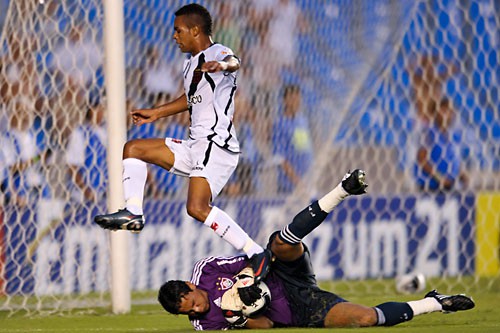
[{"xmin": 182, "ymin": 43, "xmax": 240, "ymax": 153}]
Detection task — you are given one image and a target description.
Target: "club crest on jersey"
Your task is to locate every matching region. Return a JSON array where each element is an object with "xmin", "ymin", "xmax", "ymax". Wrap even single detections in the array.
[{"xmin": 219, "ymin": 277, "xmax": 233, "ymax": 290}]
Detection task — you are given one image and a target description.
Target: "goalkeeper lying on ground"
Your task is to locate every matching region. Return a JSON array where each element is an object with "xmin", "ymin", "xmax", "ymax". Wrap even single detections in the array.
[{"xmin": 158, "ymin": 170, "xmax": 475, "ymax": 330}]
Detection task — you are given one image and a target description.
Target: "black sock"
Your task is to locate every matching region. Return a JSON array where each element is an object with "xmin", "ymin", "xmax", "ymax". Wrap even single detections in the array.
[
  {"xmin": 278, "ymin": 201, "xmax": 328, "ymax": 244},
  {"xmin": 374, "ymin": 302, "xmax": 414, "ymax": 326}
]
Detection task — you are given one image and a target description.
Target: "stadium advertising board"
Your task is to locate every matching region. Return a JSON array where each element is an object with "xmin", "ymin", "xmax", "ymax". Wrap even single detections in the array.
[{"xmin": 0, "ymin": 194, "xmax": 476, "ymax": 295}]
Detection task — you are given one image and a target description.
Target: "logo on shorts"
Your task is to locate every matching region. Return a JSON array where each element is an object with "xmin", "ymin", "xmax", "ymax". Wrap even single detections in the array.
[
  {"xmin": 171, "ymin": 138, "xmax": 182, "ymax": 144},
  {"xmin": 210, "ymin": 222, "xmax": 219, "ymax": 231},
  {"xmin": 193, "ymin": 164, "xmax": 204, "ymax": 171}
]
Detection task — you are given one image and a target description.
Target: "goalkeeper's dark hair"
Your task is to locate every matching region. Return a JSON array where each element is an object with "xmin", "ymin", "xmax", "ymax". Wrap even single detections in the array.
[
  {"xmin": 175, "ymin": 4, "xmax": 213, "ymax": 36},
  {"xmin": 158, "ymin": 280, "xmax": 192, "ymax": 314}
]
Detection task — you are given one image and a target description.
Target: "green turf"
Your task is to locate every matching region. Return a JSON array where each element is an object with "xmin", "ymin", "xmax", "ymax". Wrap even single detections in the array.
[{"xmin": 1, "ymin": 288, "xmax": 499, "ymax": 332}]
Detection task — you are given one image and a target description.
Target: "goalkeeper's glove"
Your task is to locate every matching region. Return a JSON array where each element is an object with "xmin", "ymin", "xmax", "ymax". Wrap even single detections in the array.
[
  {"xmin": 250, "ymin": 249, "xmax": 273, "ymax": 284},
  {"xmin": 221, "ymin": 309, "xmax": 248, "ymax": 328},
  {"xmin": 221, "ymin": 275, "xmax": 248, "ymax": 327},
  {"xmin": 232, "ymin": 267, "xmax": 263, "ymax": 306},
  {"xmin": 238, "ymin": 284, "xmax": 263, "ymax": 306}
]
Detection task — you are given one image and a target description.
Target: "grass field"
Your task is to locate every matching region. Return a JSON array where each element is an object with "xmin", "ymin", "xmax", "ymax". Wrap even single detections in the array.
[{"xmin": 2, "ymin": 281, "xmax": 500, "ymax": 333}]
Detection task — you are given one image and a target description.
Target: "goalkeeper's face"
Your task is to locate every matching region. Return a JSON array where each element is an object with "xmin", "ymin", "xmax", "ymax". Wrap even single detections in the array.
[{"xmin": 178, "ymin": 282, "xmax": 210, "ymax": 318}]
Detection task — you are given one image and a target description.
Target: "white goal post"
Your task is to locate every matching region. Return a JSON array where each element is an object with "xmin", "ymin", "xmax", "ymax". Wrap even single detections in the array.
[
  {"xmin": 0, "ymin": 0, "xmax": 499, "ymax": 315},
  {"xmin": 103, "ymin": 0, "xmax": 130, "ymax": 314}
]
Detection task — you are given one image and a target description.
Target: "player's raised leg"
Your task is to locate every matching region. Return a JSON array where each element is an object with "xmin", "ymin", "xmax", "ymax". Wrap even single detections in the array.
[
  {"xmin": 94, "ymin": 138, "xmax": 174, "ymax": 233},
  {"xmin": 272, "ymin": 169, "xmax": 368, "ymax": 261},
  {"xmin": 188, "ymin": 175, "xmax": 270, "ymax": 281}
]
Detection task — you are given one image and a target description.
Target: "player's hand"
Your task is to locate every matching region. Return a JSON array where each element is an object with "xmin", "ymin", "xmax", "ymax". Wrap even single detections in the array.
[
  {"xmin": 130, "ymin": 108, "xmax": 159, "ymax": 125},
  {"xmin": 201, "ymin": 61, "xmax": 225, "ymax": 73},
  {"xmin": 238, "ymin": 284, "xmax": 262, "ymax": 306}
]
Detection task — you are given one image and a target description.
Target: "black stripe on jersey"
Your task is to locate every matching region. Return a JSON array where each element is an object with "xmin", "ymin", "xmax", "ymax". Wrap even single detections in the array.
[
  {"xmin": 187, "ymin": 55, "xmax": 205, "ymax": 125},
  {"xmin": 203, "ymin": 141, "xmax": 214, "ymax": 166},
  {"xmin": 203, "ymin": 72, "xmax": 219, "ymax": 142},
  {"xmin": 201, "ymin": 74, "xmax": 216, "ymax": 138},
  {"xmin": 188, "ymin": 54, "xmax": 205, "ymax": 98},
  {"xmin": 223, "ymin": 86, "xmax": 236, "ymax": 116},
  {"xmin": 204, "ymin": 72, "xmax": 216, "ymax": 92},
  {"xmin": 222, "ymin": 86, "xmax": 237, "ymax": 149},
  {"xmin": 183, "ymin": 61, "xmax": 191, "ymax": 79},
  {"xmin": 207, "ymin": 106, "xmax": 218, "ymax": 142}
]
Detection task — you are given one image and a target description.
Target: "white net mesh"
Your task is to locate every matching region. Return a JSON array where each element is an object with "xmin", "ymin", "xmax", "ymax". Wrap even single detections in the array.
[{"xmin": 0, "ymin": 0, "xmax": 499, "ymax": 313}]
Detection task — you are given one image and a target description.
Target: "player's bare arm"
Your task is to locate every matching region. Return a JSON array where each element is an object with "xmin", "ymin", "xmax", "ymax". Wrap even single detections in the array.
[
  {"xmin": 131, "ymin": 94, "xmax": 188, "ymax": 126},
  {"xmin": 202, "ymin": 55, "xmax": 240, "ymax": 73}
]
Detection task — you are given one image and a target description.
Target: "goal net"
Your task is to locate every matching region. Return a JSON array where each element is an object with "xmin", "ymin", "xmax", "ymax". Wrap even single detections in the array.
[{"xmin": 1, "ymin": 0, "xmax": 499, "ymax": 314}]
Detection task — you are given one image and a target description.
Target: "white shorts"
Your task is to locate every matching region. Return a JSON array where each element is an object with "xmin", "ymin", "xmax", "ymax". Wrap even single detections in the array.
[{"xmin": 164, "ymin": 138, "xmax": 239, "ymax": 199}]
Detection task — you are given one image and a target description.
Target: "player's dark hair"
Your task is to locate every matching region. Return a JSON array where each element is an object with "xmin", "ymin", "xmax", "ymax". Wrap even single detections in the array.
[
  {"xmin": 175, "ymin": 4, "xmax": 213, "ymax": 36},
  {"xmin": 158, "ymin": 280, "xmax": 192, "ymax": 314}
]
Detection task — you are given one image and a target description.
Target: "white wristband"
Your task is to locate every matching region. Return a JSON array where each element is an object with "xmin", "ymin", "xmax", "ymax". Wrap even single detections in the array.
[{"xmin": 218, "ymin": 61, "xmax": 228, "ymax": 71}]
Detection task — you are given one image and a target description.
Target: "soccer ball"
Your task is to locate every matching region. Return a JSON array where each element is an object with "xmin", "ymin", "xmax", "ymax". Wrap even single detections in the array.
[
  {"xmin": 221, "ymin": 280, "xmax": 272, "ymax": 325},
  {"xmin": 395, "ymin": 273, "xmax": 426, "ymax": 294},
  {"xmin": 241, "ymin": 281, "xmax": 272, "ymax": 317}
]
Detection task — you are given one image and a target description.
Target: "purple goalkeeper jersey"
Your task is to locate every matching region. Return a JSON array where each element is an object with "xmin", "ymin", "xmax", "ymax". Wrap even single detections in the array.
[{"xmin": 188, "ymin": 255, "xmax": 293, "ymax": 330}]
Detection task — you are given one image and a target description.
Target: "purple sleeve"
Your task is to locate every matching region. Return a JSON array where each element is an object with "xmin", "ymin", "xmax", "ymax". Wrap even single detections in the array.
[
  {"xmin": 190, "ymin": 255, "xmax": 249, "ymax": 284},
  {"xmin": 190, "ymin": 318, "xmax": 231, "ymax": 331}
]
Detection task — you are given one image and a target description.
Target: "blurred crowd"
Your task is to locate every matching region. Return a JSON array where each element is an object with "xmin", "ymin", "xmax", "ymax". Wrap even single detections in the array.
[
  {"xmin": 0, "ymin": 0, "xmax": 314, "ymax": 221},
  {"xmin": 0, "ymin": 0, "xmax": 498, "ymax": 221}
]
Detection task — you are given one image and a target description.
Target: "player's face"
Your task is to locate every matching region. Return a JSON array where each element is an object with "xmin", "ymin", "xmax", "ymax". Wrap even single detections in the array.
[
  {"xmin": 173, "ymin": 16, "xmax": 195, "ymax": 54},
  {"xmin": 178, "ymin": 285, "xmax": 210, "ymax": 318}
]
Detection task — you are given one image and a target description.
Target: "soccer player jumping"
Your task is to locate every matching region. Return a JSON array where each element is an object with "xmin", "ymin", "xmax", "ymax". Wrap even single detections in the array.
[{"xmin": 94, "ymin": 4, "xmax": 271, "ymax": 280}]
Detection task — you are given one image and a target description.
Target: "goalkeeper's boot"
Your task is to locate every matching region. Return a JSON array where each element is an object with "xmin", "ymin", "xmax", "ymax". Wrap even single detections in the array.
[
  {"xmin": 341, "ymin": 169, "xmax": 368, "ymax": 195},
  {"xmin": 94, "ymin": 209, "xmax": 144, "ymax": 233},
  {"xmin": 250, "ymin": 249, "xmax": 273, "ymax": 284},
  {"xmin": 425, "ymin": 289, "xmax": 475, "ymax": 313}
]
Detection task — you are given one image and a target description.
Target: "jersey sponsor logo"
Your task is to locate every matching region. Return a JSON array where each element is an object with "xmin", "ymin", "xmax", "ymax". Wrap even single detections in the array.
[
  {"xmin": 219, "ymin": 277, "xmax": 233, "ymax": 290},
  {"xmin": 210, "ymin": 222, "xmax": 219, "ymax": 231},
  {"xmin": 188, "ymin": 95, "xmax": 202, "ymax": 106}
]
